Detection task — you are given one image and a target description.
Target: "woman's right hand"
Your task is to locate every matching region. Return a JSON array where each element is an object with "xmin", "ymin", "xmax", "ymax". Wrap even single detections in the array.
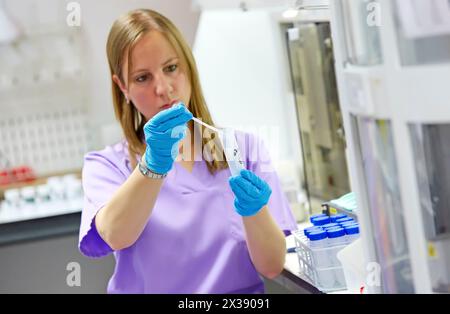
[{"xmin": 143, "ymin": 103, "xmax": 193, "ymax": 174}]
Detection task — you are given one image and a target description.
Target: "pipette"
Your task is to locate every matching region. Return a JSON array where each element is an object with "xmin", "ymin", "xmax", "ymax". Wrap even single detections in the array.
[{"xmin": 191, "ymin": 117, "xmax": 221, "ymax": 133}]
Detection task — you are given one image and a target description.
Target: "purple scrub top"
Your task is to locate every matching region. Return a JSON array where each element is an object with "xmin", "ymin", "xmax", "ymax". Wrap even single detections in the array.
[{"xmin": 78, "ymin": 131, "xmax": 297, "ymax": 293}]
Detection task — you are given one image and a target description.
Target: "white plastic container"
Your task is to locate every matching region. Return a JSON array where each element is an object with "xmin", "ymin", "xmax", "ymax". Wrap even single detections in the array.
[
  {"xmin": 47, "ymin": 176, "xmax": 65, "ymax": 201},
  {"xmin": 4, "ymin": 188, "xmax": 20, "ymax": 208},
  {"xmin": 308, "ymin": 230, "xmax": 330, "ymax": 268},
  {"xmin": 65, "ymin": 178, "xmax": 82, "ymax": 200},
  {"xmin": 344, "ymin": 225, "xmax": 360, "ymax": 243},
  {"xmin": 327, "ymin": 227, "xmax": 347, "ymax": 246},
  {"xmin": 21, "ymin": 186, "xmax": 36, "ymax": 203},
  {"xmin": 336, "ymin": 238, "xmax": 366, "ymax": 293},
  {"xmin": 326, "ymin": 227, "xmax": 347, "ymax": 266},
  {"xmin": 218, "ymin": 128, "xmax": 245, "ymax": 177},
  {"xmin": 36, "ymin": 184, "xmax": 51, "ymax": 203},
  {"xmin": 293, "ymin": 230, "xmax": 347, "ymax": 292}
]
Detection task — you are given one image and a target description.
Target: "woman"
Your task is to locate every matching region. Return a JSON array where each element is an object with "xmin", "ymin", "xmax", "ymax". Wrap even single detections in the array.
[{"xmin": 78, "ymin": 8, "xmax": 297, "ymax": 293}]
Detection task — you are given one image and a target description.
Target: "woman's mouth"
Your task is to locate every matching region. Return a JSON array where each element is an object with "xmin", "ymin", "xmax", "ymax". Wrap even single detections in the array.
[{"xmin": 161, "ymin": 100, "xmax": 179, "ymax": 110}]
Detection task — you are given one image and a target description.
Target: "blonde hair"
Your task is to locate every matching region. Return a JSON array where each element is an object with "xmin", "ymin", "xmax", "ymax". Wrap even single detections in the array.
[{"xmin": 106, "ymin": 9, "xmax": 227, "ymax": 174}]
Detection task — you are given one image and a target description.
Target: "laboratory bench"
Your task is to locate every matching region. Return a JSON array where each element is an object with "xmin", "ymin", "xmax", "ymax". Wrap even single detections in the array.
[{"xmin": 0, "ymin": 209, "xmax": 81, "ymax": 246}]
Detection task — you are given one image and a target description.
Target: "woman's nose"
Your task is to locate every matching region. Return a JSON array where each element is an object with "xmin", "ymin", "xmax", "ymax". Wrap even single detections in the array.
[{"xmin": 154, "ymin": 74, "xmax": 173, "ymax": 97}]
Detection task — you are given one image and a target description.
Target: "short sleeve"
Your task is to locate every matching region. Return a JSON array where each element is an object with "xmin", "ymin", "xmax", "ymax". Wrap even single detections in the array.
[
  {"xmin": 242, "ymin": 133, "xmax": 298, "ymax": 234},
  {"xmin": 78, "ymin": 146, "xmax": 129, "ymax": 258}
]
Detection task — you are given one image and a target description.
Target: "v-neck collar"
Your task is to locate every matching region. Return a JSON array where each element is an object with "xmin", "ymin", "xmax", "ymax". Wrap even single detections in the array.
[
  {"xmin": 171, "ymin": 160, "xmax": 207, "ymax": 193},
  {"xmin": 174, "ymin": 160, "xmax": 197, "ymax": 176}
]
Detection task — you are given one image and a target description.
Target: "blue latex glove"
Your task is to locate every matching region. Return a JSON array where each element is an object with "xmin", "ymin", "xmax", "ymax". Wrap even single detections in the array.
[
  {"xmin": 143, "ymin": 103, "xmax": 193, "ymax": 174},
  {"xmin": 228, "ymin": 169, "xmax": 272, "ymax": 217}
]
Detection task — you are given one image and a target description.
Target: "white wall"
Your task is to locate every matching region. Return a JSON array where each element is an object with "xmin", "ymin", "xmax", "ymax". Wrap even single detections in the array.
[{"xmin": 193, "ymin": 9, "xmax": 302, "ymax": 170}]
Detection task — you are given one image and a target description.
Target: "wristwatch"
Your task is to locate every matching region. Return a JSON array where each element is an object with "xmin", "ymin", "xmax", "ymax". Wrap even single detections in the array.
[{"xmin": 138, "ymin": 156, "xmax": 168, "ymax": 179}]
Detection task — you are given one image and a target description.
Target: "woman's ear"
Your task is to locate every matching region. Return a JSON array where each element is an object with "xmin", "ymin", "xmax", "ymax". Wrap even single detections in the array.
[{"xmin": 112, "ymin": 74, "xmax": 129, "ymax": 103}]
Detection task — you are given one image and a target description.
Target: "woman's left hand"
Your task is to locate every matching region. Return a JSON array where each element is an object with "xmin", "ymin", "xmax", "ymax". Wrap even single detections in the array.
[{"xmin": 228, "ymin": 169, "xmax": 272, "ymax": 217}]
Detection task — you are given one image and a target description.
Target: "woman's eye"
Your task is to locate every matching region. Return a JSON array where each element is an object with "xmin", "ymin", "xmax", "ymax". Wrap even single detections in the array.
[
  {"xmin": 166, "ymin": 64, "xmax": 178, "ymax": 72},
  {"xmin": 135, "ymin": 74, "xmax": 148, "ymax": 83}
]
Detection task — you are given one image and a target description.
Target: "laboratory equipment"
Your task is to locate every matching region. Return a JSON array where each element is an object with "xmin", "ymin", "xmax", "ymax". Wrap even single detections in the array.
[
  {"xmin": 309, "ymin": 213, "xmax": 327, "ymax": 222},
  {"xmin": 47, "ymin": 176, "xmax": 65, "ymax": 201},
  {"xmin": 322, "ymin": 199, "xmax": 358, "ymax": 221},
  {"xmin": 64, "ymin": 178, "xmax": 82, "ymax": 201},
  {"xmin": 327, "ymin": 227, "xmax": 346, "ymax": 245},
  {"xmin": 36, "ymin": 184, "xmax": 50, "ymax": 203},
  {"xmin": 191, "ymin": 117, "xmax": 220, "ymax": 133},
  {"xmin": 326, "ymin": 227, "xmax": 347, "ymax": 265},
  {"xmin": 328, "ymin": 192, "xmax": 358, "ymax": 214},
  {"xmin": 340, "ymin": 222, "xmax": 359, "ymax": 230},
  {"xmin": 311, "ymin": 216, "xmax": 331, "ymax": 226},
  {"xmin": 4, "ymin": 188, "xmax": 20, "ymax": 208},
  {"xmin": 330, "ymin": 213, "xmax": 347, "ymax": 223},
  {"xmin": 335, "ymin": 217, "xmax": 354, "ymax": 224},
  {"xmin": 20, "ymin": 186, "xmax": 35, "ymax": 203},
  {"xmin": 336, "ymin": 238, "xmax": 366, "ymax": 293},
  {"xmin": 0, "ymin": 173, "xmax": 83, "ymax": 224},
  {"xmin": 329, "ymin": 0, "xmax": 450, "ymax": 293},
  {"xmin": 191, "ymin": 117, "xmax": 245, "ymax": 177},
  {"xmin": 284, "ymin": 19, "xmax": 351, "ymax": 215},
  {"xmin": 304, "ymin": 226, "xmax": 324, "ymax": 237},
  {"xmin": 293, "ymin": 227, "xmax": 348, "ymax": 292},
  {"xmin": 218, "ymin": 128, "xmax": 245, "ymax": 177},
  {"xmin": 322, "ymin": 223, "xmax": 339, "ymax": 230},
  {"xmin": 307, "ymin": 230, "xmax": 331, "ymax": 268},
  {"xmin": 344, "ymin": 225, "xmax": 360, "ymax": 244},
  {"xmin": 0, "ymin": 28, "xmax": 90, "ymax": 177}
]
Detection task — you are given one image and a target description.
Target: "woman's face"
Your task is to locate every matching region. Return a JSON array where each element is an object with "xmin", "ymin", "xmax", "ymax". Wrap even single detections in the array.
[{"xmin": 114, "ymin": 31, "xmax": 191, "ymax": 121}]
